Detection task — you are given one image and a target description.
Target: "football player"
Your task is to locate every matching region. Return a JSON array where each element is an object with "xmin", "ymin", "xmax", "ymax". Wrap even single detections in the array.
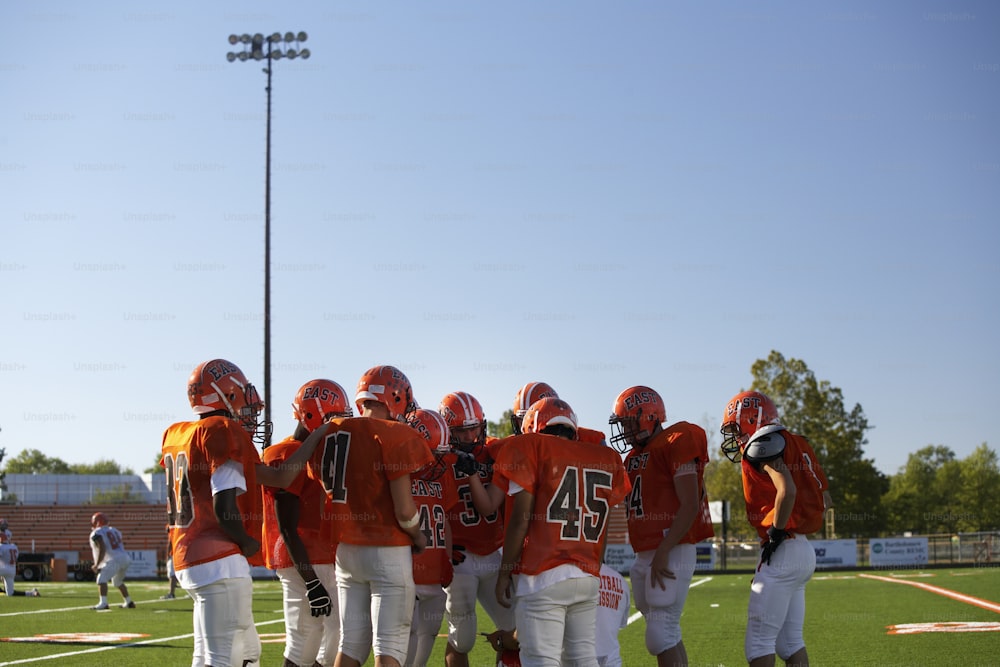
[
  {"xmin": 305, "ymin": 365, "xmax": 431, "ymax": 667},
  {"xmin": 511, "ymin": 381, "xmax": 608, "ymax": 445},
  {"xmin": 721, "ymin": 390, "xmax": 831, "ymax": 667},
  {"xmin": 160, "ymin": 525, "xmax": 181, "ymax": 600},
  {"xmin": 438, "ymin": 390, "xmax": 514, "ymax": 667},
  {"xmin": 404, "ymin": 408, "xmax": 460, "ymax": 667},
  {"xmin": 89, "ymin": 512, "xmax": 134, "ymax": 610},
  {"xmin": 161, "ymin": 359, "xmax": 325, "ymax": 667},
  {"xmin": 262, "ymin": 379, "xmax": 352, "ymax": 667},
  {"xmin": 595, "ymin": 561, "xmax": 631, "ymax": 667},
  {"xmin": 0, "ymin": 531, "xmax": 39, "ymax": 597},
  {"xmin": 493, "ymin": 397, "xmax": 630, "ymax": 667},
  {"xmin": 609, "ymin": 385, "xmax": 714, "ymax": 667}
]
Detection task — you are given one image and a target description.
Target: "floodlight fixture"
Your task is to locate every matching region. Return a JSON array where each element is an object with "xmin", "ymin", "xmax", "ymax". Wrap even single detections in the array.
[{"xmin": 224, "ymin": 29, "xmax": 312, "ymax": 447}]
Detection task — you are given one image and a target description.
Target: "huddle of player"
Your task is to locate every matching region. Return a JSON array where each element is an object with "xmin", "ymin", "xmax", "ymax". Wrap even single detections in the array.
[{"xmin": 162, "ymin": 359, "xmax": 829, "ymax": 667}]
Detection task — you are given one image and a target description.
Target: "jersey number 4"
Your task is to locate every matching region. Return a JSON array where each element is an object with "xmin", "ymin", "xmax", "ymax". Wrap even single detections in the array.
[
  {"xmin": 547, "ymin": 466, "xmax": 613, "ymax": 543},
  {"xmin": 320, "ymin": 431, "xmax": 351, "ymax": 503}
]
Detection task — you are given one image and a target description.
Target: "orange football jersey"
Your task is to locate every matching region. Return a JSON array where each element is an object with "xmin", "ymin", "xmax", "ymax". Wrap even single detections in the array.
[
  {"xmin": 261, "ymin": 436, "xmax": 338, "ymax": 570},
  {"xmin": 306, "ymin": 417, "xmax": 433, "ymax": 547},
  {"xmin": 742, "ymin": 431, "xmax": 829, "ymax": 541},
  {"xmin": 448, "ymin": 436, "xmax": 506, "ymax": 556},
  {"xmin": 161, "ymin": 416, "xmax": 265, "ymax": 570},
  {"xmin": 578, "ymin": 426, "xmax": 608, "ymax": 446},
  {"xmin": 493, "ymin": 432, "xmax": 630, "ymax": 577},
  {"xmin": 623, "ymin": 421, "xmax": 715, "ymax": 552},
  {"xmin": 411, "ymin": 454, "xmax": 461, "ymax": 586}
]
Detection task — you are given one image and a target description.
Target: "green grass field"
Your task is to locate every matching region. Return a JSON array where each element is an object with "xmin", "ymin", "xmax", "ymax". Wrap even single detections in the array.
[{"xmin": 1, "ymin": 567, "xmax": 998, "ymax": 666}]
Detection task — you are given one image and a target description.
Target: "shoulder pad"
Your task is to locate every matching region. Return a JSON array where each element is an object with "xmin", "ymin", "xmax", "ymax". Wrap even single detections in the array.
[{"xmin": 744, "ymin": 430, "xmax": 786, "ymax": 464}]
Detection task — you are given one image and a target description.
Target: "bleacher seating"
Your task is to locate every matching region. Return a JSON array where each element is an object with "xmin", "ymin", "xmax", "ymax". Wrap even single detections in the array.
[{"xmin": 0, "ymin": 504, "xmax": 169, "ymax": 562}]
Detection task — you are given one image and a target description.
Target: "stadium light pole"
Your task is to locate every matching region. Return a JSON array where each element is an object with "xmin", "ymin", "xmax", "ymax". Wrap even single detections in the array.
[{"xmin": 226, "ymin": 32, "xmax": 310, "ymax": 447}]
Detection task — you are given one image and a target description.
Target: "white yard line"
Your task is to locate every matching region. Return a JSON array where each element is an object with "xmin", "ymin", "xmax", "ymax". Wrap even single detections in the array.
[
  {"xmin": 859, "ymin": 573, "xmax": 1000, "ymax": 614},
  {"xmin": 627, "ymin": 576, "xmax": 713, "ymax": 625},
  {"xmin": 0, "ymin": 617, "xmax": 285, "ymax": 665}
]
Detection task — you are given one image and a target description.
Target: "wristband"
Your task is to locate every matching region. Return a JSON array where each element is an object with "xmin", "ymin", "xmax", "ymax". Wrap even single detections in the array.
[{"xmin": 399, "ymin": 512, "xmax": 420, "ymax": 529}]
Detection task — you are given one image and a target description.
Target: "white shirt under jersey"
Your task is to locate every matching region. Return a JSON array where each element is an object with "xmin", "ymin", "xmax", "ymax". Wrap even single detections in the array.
[
  {"xmin": 90, "ymin": 525, "xmax": 127, "ymax": 569},
  {"xmin": 595, "ymin": 564, "xmax": 631, "ymax": 667}
]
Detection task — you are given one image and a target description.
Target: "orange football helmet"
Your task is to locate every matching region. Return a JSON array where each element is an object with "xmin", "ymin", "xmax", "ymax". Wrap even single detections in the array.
[
  {"xmin": 407, "ymin": 408, "xmax": 451, "ymax": 481},
  {"xmin": 721, "ymin": 390, "xmax": 782, "ymax": 462},
  {"xmin": 408, "ymin": 408, "xmax": 451, "ymax": 452},
  {"xmin": 608, "ymin": 385, "xmax": 665, "ymax": 452},
  {"xmin": 510, "ymin": 381, "xmax": 559, "ymax": 434},
  {"xmin": 188, "ymin": 359, "xmax": 268, "ymax": 444},
  {"xmin": 355, "ymin": 365, "xmax": 417, "ymax": 422},
  {"xmin": 91, "ymin": 512, "xmax": 108, "ymax": 529},
  {"xmin": 292, "ymin": 379, "xmax": 353, "ymax": 432},
  {"xmin": 439, "ymin": 391, "xmax": 487, "ymax": 453},
  {"xmin": 521, "ymin": 397, "xmax": 578, "ymax": 438}
]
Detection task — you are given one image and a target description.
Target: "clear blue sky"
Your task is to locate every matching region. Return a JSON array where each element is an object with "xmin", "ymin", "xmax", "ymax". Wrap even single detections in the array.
[{"xmin": 2, "ymin": 1, "xmax": 997, "ymax": 479}]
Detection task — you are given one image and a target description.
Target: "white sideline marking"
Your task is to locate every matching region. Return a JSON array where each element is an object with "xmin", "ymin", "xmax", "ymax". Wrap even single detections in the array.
[
  {"xmin": 859, "ymin": 573, "xmax": 1000, "ymax": 614},
  {"xmin": 0, "ymin": 617, "xmax": 285, "ymax": 665},
  {"xmin": 627, "ymin": 576, "xmax": 713, "ymax": 625}
]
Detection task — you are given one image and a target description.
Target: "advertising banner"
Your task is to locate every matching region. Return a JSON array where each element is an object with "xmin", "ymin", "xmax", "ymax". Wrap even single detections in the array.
[
  {"xmin": 811, "ymin": 539, "xmax": 857, "ymax": 568},
  {"xmin": 869, "ymin": 537, "xmax": 928, "ymax": 567},
  {"xmin": 126, "ymin": 550, "xmax": 159, "ymax": 578}
]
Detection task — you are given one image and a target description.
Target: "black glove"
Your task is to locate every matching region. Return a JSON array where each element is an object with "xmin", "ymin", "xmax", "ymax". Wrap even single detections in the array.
[
  {"xmin": 760, "ymin": 526, "xmax": 789, "ymax": 565},
  {"xmin": 454, "ymin": 452, "xmax": 480, "ymax": 477},
  {"xmin": 451, "ymin": 544, "xmax": 467, "ymax": 566},
  {"xmin": 305, "ymin": 578, "xmax": 332, "ymax": 617}
]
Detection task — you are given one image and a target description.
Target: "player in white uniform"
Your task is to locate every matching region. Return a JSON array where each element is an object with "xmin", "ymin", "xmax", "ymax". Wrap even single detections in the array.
[
  {"xmin": 595, "ymin": 563, "xmax": 631, "ymax": 667},
  {"xmin": 89, "ymin": 512, "xmax": 135, "ymax": 610},
  {"xmin": 0, "ymin": 531, "xmax": 40, "ymax": 597}
]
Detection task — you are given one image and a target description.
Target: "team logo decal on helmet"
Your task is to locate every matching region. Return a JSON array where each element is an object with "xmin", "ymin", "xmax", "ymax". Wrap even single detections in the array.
[
  {"xmin": 407, "ymin": 408, "xmax": 451, "ymax": 481},
  {"xmin": 608, "ymin": 385, "xmax": 665, "ymax": 453},
  {"xmin": 439, "ymin": 391, "xmax": 487, "ymax": 454},
  {"xmin": 355, "ymin": 365, "xmax": 418, "ymax": 422},
  {"xmin": 720, "ymin": 390, "xmax": 782, "ymax": 462},
  {"xmin": 293, "ymin": 379, "xmax": 353, "ymax": 432},
  {"xmin": 188, "ymin": 359, "xmax": 270, "ymax": 445}
]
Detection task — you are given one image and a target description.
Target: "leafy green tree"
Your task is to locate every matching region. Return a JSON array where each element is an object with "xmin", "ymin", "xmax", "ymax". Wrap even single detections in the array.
[
  {"xmin": 883, "ymin": 446, "xmax": 957, "ymax": 534},
  {"xmin": 2, "ymin": 448, "xmax": 73, "ymax": 474},
  {"xmin": 749, "ymin": 350, "xmax": 887, "ymax": 536},
  {"xmin": 703, "ymin": 447, "xmax": 753, "ymax": 540},
  {"xmin": 145, "ymin": 451, "xmax": 164, "ymax": 475},
  {"xmin": 954, "ymin": 444, "xmax": 1000, "ymax": 532},
  {"xmin": 70, "ymin": 459, "xmax": 134, "ymax": 475},
  {"xmin": 488, "ymin": 409, "xmax": 515, "ymax": 439}
]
